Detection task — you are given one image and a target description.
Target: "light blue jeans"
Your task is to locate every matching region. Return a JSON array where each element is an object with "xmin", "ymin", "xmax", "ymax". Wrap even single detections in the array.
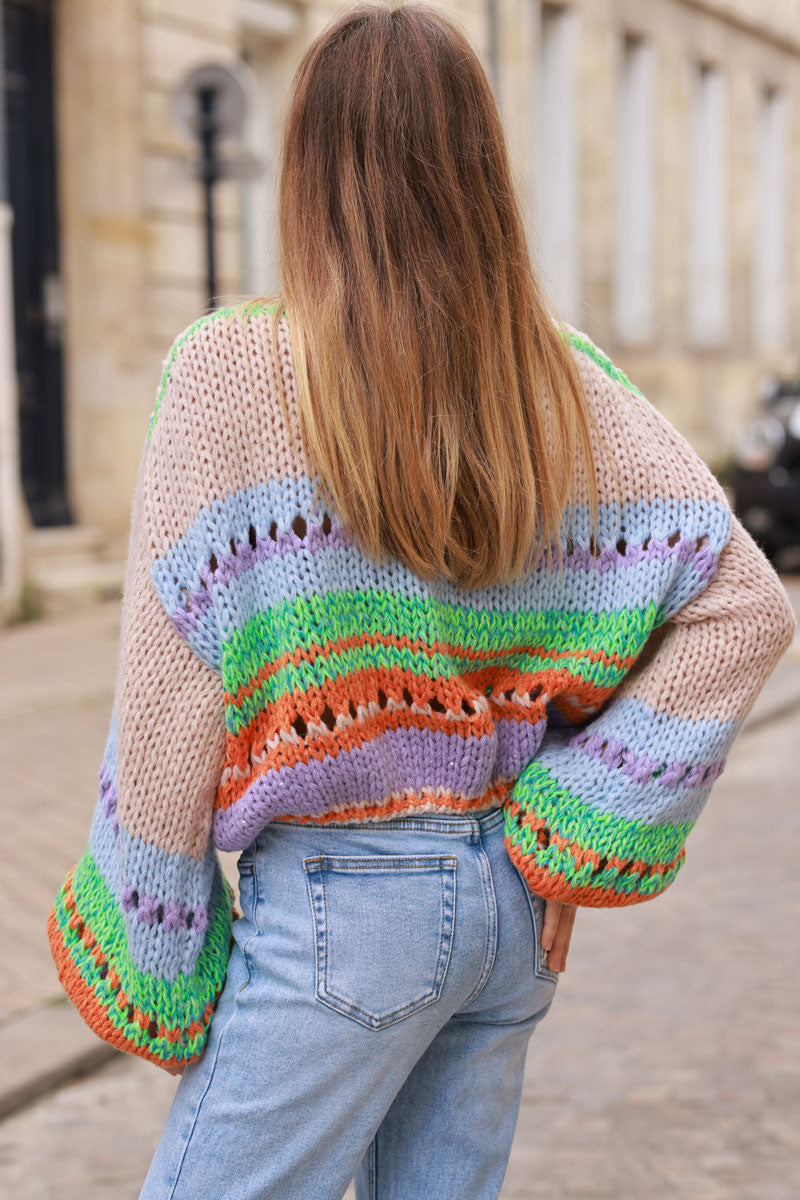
[{"xmin": 139, "ymin": 807, "xmax": 558, "ymax": 1199}]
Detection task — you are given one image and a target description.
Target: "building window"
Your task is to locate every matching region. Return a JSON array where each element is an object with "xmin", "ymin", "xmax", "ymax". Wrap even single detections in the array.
[
  {"xmin": 534, "ymin": 3, "xmax": 579, "ymax": 322},
  {"xmin": 614, "ymin": 34, "xmax": 656, "ymax": 344},
  {"xmin": 241, "ymin": 50, "xmax": 281, "ymax": 298},
  {"xmin": 238, "ymin": 0, "xmax": 303, "ymax": 297},
  {"xmin": 753, "ymin": 85, "xmax": 788, "ymax": 348},
  {"xmin": 688, "ymin": 62, "xmax": 729, "ymax": 345}
]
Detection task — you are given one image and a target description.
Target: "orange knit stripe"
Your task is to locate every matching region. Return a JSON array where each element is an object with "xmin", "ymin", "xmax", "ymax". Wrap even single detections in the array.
[
  {"xmin": 47, "ymin": 880, "xmax": 217, "ymax": 1061},
  {"xmin": 504, "ymin": 837, "xmax": 684, "ymax": 909},
  {"xmin": 224, "ymin": 629, "xmax": 637, "ymax": 709},
  {"xmin": 270, "ymin": 779, "xmax": 514, "ymax": 825}
]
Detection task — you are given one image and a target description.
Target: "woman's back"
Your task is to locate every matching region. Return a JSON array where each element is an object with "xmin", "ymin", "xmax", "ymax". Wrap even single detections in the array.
[{"xmin": 139, "ymin": 302, "xmax": 771, "ymax": 866}]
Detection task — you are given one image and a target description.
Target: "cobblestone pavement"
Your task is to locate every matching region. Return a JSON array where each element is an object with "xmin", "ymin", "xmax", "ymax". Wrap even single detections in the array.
[{"xmin": 1, "ymin": 582, "xmax": 799, "ymax": 1198}]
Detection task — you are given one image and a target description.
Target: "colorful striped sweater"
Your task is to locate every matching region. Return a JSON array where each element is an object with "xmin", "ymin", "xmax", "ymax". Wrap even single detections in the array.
[{"xmin": 48, "ymin": 304, "xmax": 796, "ymax": 1069}]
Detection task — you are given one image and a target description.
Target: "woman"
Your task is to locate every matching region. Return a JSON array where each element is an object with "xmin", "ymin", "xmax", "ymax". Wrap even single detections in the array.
[{"xmin": 48, "ymin": 5, "xmax": 795, "ymax": 1198}]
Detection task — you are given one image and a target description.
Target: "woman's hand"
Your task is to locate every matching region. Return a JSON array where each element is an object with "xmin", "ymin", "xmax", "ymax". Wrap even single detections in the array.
[{"xmin": 541, "ymin": 899, "xmax": 577, "ymax": 972}]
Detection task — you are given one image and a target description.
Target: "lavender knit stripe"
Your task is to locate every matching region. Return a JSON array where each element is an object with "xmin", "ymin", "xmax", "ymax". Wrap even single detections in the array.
[
  {"xmin": 167, "ymin": 525, "xmax": 720, "ymax": 641},
  {"xmin": 99, "ymin": 761, "xmax": 120, "ymax": 842},
  {"xmin": 168, "ymin": 519, "xmax": 348, "ymax": 639},
  {"xmin": 555, "ymin": 536, "xmax": 718, "ymax": 578},
  {"xmin": 568, "ymin": 727, "xmax": 727, "ymax": 788},
  {"xmin": 213, "ymin": 723, "xmax": 507, "ymax": 850},
  {"xmin": 121, "ymin": 883, "xmax": 209, "ymax": 934}
]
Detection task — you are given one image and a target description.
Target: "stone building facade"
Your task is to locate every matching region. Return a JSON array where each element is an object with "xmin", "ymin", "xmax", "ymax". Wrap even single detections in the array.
[{"xmin": 16, "ymin": 0, "xmax": 800, "ymax": 541}]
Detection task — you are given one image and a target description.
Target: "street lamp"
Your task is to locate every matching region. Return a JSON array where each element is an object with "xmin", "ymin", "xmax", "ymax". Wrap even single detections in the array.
[{"xmin": 172, "ymin": 62, "xmax": 259, "ymax": 313}]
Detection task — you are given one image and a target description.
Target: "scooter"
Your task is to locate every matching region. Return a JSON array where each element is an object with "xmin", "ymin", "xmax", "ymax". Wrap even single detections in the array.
[{"xmin": 731, "ymin": 374, "xmax": 800, "ymax": 566}]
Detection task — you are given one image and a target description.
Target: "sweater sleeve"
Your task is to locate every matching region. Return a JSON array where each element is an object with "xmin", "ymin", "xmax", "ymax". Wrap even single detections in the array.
[
  {"xmin": 47, "ymin": 344, "xmax": 233, "ymax": 1069},
  {"xmin": 504, "ymin": 509, "xmax": 796, "ymax": 906},
  {"xmin": 504, "ymin": 336, "xmax": 797, "ymax": 909}
]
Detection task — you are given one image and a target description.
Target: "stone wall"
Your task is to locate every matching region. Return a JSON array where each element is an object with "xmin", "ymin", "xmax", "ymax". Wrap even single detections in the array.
[{"xmin": 51, "ymin": 0, "xmax": 800, "ymax": 533}]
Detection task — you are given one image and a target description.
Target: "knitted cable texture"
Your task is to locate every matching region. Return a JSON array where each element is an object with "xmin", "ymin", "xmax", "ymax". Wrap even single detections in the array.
[{"xmin": 47, "ymin": 303, "xmax": 796, "ymax": 1067}]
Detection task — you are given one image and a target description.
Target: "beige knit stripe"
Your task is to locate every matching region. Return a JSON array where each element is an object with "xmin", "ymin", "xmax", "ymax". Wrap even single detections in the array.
[
  {"xmin": 146, "ymin": 311, "xmax": 311, "ymax": 558},
  {"xmin": 144, "ymin": 309, "xmax": 732, "ymax": 558},
  {"xmin": 116, "ymin": 447, "xmax": 226, "ymax": 859},
  {"xmin": 617, "ymin": 515, "xmax": 793, "ymax": 723}
]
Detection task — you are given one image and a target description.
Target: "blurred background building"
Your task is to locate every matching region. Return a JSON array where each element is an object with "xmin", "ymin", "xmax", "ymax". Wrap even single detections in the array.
[{"xmin": 2, "ymin": 0, "xmax": 799, "ymax": 614}]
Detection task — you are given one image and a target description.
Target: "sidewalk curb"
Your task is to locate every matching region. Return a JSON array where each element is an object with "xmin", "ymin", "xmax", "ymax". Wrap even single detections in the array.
[{"xmin": 0, "ymin": 1002, "xmax": 116, "ymax": 1121}]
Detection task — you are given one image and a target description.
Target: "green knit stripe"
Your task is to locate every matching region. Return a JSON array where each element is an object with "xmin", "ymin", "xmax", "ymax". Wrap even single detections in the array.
[
  {"xmin": 51, "ymin": 847, "xmax": 232, "ymax": 1063},
  {"xmin": 562, "ymin": 328, "xmax": 644, "ymax": 397},
  {"xmin": 505, "ymin": 761, "xmax": 694, "ymax": 900},
  {"xmin": 147, "ymin": 301, "xmax": 284, "ymax": 440},
  {"xmin": 222, "ymin": 594, "xmax": 660, "ymax": 733}
]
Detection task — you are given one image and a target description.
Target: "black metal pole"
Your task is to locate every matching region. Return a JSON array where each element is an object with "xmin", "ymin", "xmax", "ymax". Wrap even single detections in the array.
[
  {"xmin": 0, "ymin": 2, "xmax": 7, "ymax": 208},
  {"xmin": 198, "ymin": 85, "xmax": 218, "ymax": 313}
]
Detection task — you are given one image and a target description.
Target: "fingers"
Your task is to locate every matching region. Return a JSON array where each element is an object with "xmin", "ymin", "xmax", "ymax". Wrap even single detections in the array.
[
  {"xmin": 541, "ymin": 898, "xmax": 562, "ymax": 953},
  {"xmin": 541, "ymin": 899, "xmax": 577, "ymax": 973}
]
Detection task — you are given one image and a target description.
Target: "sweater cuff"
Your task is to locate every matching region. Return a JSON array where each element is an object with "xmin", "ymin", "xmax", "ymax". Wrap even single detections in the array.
[
  {"xmin": 503, "ymin": 761, "xmax": 692, "ymax": 906},
  {"xmin": 47, "ymin": 847, "xmax": 233, "ymax": 1067}
]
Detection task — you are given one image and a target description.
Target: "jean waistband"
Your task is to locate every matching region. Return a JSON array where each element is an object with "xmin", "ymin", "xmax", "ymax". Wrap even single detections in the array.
[{"xmin": 264, "ymin": 806, "xmax": 506, "ymax": 837}]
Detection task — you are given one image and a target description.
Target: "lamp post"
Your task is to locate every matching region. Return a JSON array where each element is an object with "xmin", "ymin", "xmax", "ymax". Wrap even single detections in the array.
[{"xmin": 173, "ymin": 63, "xmax": 255, "ymax": 314}]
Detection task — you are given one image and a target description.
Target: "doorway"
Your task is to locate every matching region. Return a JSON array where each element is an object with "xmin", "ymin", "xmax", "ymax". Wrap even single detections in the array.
[{"xmin": 4, "ymin": 0, "xmax": 69, "ymax": 526}]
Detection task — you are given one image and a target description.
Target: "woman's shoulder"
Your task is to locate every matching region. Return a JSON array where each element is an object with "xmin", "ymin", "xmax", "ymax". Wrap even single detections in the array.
[
  {"xmin": 142, "ymin": 301, "xmax": 309, "ymax": 547},
  {"xmin": 557, "ymin": 322, "xmax": 646, "ymax": 404},
  {"xmin": 146, "ymin": 300, "xmax": 290, "ymax": 442},
  {"xmin": 558, "ymin": 321, "xmax": 730, "ymax": 513}
]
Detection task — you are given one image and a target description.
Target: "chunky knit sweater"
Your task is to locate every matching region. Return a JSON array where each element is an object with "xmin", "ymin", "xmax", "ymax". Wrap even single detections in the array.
[{"xmin": 48, "ymin": 304, "xmax": 796, "ymax": 1069}]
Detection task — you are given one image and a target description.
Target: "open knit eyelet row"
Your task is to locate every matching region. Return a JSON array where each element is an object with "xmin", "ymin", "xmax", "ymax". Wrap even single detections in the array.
[
  {"xmin": 492, "ymin": 684, "xmax": 544, "ymax": 705},
  {"xmin": 532, "ymin": 827, "xmax": 644, "ymax": 881},
  {"xmin": 120, "ymin": 883, "xmax": 206, "ymax": 934},
  {"xmin": 287, "ymin": 686, "xmax": 486, "ymax": 742},
  {"xmin": 182, "ymin": 524, "xmax": 715, "ymax": 621},
  {"xmin": 570, "ymin": 730, "xmax": 722, "ymax": 788},
  {"xmin": 282, "ymin": 684, "xmax": 538, "ymax": 740},
  {"xmin": 182, "ymin": 512, "xmax": 336, "ymax": 609},
  {"xmin": 564, "ymin": 532, "xmax": 709, "ymax": 557}
]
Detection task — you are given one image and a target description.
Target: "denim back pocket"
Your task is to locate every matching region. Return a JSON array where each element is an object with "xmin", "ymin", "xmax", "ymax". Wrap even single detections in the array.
[{"xmin": 303, "ymin": 853, "xmax": 457, "ymax": 1030}]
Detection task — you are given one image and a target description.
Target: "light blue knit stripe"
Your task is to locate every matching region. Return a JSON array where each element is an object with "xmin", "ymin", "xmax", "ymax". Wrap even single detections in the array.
[
  {"xmin": 151, "ymin": 479, "xmax": 732, "ymax": 611},
  {"xmin": 534, "ymin": 724, "xmax": 741, "ymax": 828},
  {"xmin": 88, "ymin": 804, "xmax": 217, "ymax": 982},
  {"xmin": 574, "ymin": 695, "xmax": 740, "ymax": 761}
]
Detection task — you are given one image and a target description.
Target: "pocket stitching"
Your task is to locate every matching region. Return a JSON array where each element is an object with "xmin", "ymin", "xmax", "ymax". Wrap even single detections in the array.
[
  {"xmin": 531, "ymin": 894, "xmax": 560, "ymax": 983},
  {"xmin": 303, "ymin": 855, "xmax": 457, "ymax": 1028},
  {"xmin": 512, "ymin": 865, "xmax": 559, "ymax": 985}
]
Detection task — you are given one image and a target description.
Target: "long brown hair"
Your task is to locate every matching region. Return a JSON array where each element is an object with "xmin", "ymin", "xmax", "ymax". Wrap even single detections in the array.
[{"xmin": 257, "ymin": 2, "xmax": 601, "ymax": 590}]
